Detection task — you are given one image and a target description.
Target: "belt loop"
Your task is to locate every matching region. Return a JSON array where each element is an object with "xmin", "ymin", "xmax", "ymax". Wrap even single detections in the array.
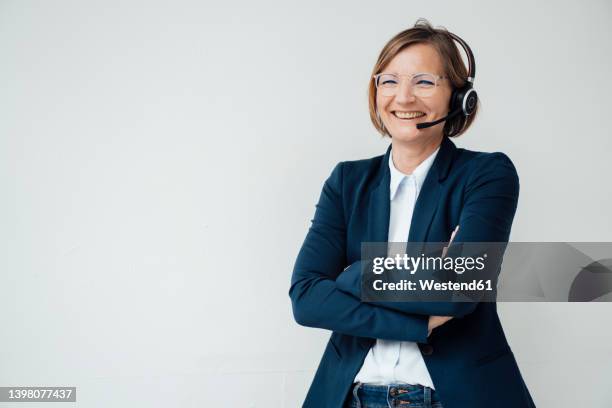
[
  {"xmin": 424, "ymin": 386, "xmax": 431, "ymax": 407},
  {"xmin": 351, "ymin": 382, "xmax": 362, "ymax": 408}
]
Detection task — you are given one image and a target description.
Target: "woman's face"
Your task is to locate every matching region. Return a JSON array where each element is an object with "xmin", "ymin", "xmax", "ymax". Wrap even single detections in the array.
[{"xmin": 376, "ymin": 43, "xmax": 452, "ymax": 144}]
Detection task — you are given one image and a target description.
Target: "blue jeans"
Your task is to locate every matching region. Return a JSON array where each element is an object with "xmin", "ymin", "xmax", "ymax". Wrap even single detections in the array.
[{"xmin": 344, "ymin": 382, "xmax": 443, "ymax": 408}]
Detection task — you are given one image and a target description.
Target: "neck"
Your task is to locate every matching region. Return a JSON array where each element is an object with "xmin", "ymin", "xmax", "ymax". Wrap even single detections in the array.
[{"xmin": 391, "ymin": 134, "xmax": 443, "ymax": 175}]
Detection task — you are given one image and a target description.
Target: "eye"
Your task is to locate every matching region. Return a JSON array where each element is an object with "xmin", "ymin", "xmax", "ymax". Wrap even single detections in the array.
[
  {"xmin": 377, "ymin": 74, "xmax": 399, "ymax": 87},
  {"xmin": 382, "ymin": 79, "xmax": 398, "ymax": 85},
  {"xmin": 412, "ymin": 74, "xmax": 437, "ymax": 88},
  {"xmin": 416, "ymin": 79, "xmax": 435, "ymax": 86}
]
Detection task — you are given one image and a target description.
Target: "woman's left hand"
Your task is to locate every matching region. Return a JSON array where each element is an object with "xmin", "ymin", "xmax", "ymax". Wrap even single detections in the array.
[{"xmin": 427, "ymin": 315, "xmax": 453, "ymax": 336}]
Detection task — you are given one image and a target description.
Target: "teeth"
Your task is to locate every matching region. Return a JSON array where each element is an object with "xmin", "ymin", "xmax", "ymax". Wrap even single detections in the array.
[{"xmin": 394, "ymin": 111, "xmax": 425, "ymax": 119}]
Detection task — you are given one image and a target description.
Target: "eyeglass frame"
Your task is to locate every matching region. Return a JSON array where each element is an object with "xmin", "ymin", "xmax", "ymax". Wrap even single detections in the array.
[{"xmin": 372, "ymin": 72, "xmax": 448, "ymax": 96}]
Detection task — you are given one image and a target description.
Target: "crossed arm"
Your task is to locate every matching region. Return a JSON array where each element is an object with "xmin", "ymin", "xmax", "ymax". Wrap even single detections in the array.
[
  {"xmin": 289, "ymin": 163, "xmax": 430, "ymax": 343},
  {"xmin": 289, "ymin": 154, "xmax": 519, "ymax": 340}
]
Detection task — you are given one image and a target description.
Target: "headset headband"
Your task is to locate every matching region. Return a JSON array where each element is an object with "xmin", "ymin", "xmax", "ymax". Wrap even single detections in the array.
[{"xmin": 447, "ymin": 32, "xmax": 476, "ymax": 83}]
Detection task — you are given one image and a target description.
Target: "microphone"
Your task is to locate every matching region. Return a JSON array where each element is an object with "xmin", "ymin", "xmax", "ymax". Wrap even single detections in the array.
[{"xmin": 416, "ymin": 107, "xmax": 463, "ymax": 130}]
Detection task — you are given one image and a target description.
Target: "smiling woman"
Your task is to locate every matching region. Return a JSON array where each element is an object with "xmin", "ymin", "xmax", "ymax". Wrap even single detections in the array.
[
  {"xmin": 368, "ymin": 21, "xmax": 479, "ymax": 145},
  {"xmin": 289, "ymin": 18, "xmax": 535, "ymax": 408},
  {"xmin": 374, "ymin": 43, "xmax": 454, "ymax": 144}
]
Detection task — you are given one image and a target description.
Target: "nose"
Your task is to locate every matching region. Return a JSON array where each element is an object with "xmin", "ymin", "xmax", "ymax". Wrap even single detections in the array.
[{"xmin": 394, "ymin": 79, "xmax": 417, "ymax": 104}]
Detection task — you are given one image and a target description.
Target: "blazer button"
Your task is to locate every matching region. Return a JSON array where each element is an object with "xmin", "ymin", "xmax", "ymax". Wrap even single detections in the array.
[
  {"xmin": 389, "ymin": 387, "xmax": 398, "ymax": 397},
  {"xmin": 420, "ymin": 344, "xmax": 433, "ymax": 355}
]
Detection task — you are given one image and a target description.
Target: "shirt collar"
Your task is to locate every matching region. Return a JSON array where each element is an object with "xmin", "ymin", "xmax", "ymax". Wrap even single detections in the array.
[{"xmin": 388, "ymin": 146, "xmax": 440, "ymax": 200}]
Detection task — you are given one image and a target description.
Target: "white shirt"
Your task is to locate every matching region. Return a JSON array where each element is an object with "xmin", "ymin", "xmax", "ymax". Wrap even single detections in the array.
[{"xmin": 354, "ymin": 146, "xmax": 440, "ymax": 388}]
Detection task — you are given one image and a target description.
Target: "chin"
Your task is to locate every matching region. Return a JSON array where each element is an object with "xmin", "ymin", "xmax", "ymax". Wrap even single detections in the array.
[{"xmin": 388, "ymin": 127, "xmax": 422, "ymax": 143}]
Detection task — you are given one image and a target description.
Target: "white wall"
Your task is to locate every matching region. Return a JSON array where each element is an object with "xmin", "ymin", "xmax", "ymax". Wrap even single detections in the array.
[{"xmin": 1, "ymin": 0, "xmax": 611, "ymax": 407}]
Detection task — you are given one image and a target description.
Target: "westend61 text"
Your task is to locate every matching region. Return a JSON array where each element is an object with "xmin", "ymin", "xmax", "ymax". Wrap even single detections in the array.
[{"xmin": 372, "ymin": 279, "xmax": 494, "ymax": 291}]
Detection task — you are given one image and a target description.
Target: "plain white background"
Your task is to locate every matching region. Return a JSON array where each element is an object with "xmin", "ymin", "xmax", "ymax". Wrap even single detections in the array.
[{"xmin": 1, "ymin": 0, "xmax": 611, "ymax": 407}]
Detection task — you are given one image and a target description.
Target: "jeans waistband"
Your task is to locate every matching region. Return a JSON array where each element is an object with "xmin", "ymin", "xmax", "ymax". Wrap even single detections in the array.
[{"xmin": 350, "ymin": 382, "xmax": 441, "ymax": 407}]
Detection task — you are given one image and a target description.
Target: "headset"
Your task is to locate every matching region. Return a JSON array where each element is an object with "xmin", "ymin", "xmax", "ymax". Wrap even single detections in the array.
[{"xmin": 416, "ymin": 31, "xmax": 478, "ymax": 131}]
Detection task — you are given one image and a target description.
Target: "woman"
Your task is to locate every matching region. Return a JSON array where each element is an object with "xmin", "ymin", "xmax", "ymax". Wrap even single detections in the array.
[{"xmin": 289, "ymin": 19, "xmax": 536, "ymax": 408}]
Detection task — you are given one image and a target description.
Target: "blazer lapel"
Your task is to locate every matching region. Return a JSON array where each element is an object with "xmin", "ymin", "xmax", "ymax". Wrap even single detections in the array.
[
  {"xmin": 408, "ymin": 136, "xmax": 456, "ymax": 243},
  {"xmin": 366, "ymin": 145, "xmax": 392, "ymax": 244},
  {"xmin": 365, "ymin": 138, "xmax": 456, "ymax": 244}
]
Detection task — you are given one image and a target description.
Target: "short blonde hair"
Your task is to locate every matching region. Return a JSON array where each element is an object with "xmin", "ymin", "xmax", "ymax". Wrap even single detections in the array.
[{"xmin": 368, "ymin": 19, "xmax": 479, "ymax": 138}]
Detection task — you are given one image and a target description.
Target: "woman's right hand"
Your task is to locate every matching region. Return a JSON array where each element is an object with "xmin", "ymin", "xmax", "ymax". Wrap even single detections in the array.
[{"xmin": 427, "ymin": 316, "xmax": 453, "ymax": 336}]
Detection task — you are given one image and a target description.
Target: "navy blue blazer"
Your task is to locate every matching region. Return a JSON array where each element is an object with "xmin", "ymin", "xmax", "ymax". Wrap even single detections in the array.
[{"xmin": 289, "ymin": 136, "xmax": 536, "ymax": 408}]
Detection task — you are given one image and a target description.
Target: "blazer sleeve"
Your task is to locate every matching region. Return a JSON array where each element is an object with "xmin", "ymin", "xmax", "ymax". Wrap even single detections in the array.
[
  {"xmin": 289, "ymin": 162, "xmax": 430, "ymax": 342},
  {"xmin": 336, "ymin": 153, "xmax": 520, "ymax": 318}
]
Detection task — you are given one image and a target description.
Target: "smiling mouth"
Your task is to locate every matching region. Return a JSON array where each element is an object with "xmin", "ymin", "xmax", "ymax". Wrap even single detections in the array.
[{"xmin": 392, "ymin": 111, "xmax": 426, "ymax": 120}]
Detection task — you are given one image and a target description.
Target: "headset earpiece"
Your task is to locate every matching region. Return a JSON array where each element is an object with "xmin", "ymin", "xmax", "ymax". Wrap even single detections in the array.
[
  {"xmin": 417, "ymin": 31, "xmax": 478, "ymax": 131},
  {"xmin": 450, "ymin": 85, "xmax": 478, "ymax": 116}
]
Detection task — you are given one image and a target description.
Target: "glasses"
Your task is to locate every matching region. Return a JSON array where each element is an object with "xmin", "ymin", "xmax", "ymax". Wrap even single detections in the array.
[{"xmin": 373, "ymin": 72, "xmax": 446, "ymax": 97}]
